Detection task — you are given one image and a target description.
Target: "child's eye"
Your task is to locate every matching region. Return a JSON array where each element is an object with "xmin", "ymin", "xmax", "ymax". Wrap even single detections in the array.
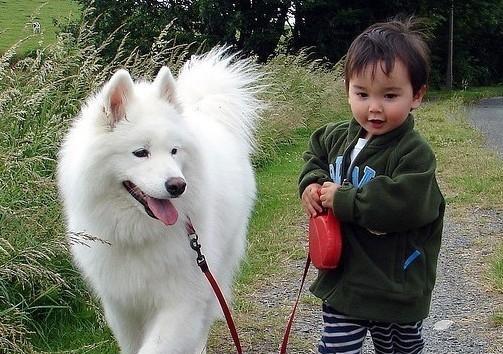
[
  {"xmin": 356, "ymin": 92, "xmax": 368, "ymax": 98},
  {"xmin": 384, "ymin": 94, "xmax": 398, "ymax": 99}
]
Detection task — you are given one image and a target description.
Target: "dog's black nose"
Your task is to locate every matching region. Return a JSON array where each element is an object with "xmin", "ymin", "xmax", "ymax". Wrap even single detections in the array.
[{"xmin": 165, "ymin": 177, "xmax": 186, "ymax": 197}]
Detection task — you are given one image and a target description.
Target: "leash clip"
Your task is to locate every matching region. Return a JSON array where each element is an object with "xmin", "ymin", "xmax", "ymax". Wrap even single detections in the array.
[{"xmin": 187, "ymin": 229, "xmax": 208, "ymax": 271}]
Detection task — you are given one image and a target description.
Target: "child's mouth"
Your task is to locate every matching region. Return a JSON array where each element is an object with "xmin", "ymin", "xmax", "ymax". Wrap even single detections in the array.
[{"xmin": 368, "ymin": 119, "xmax": 384, "ymax": 128}]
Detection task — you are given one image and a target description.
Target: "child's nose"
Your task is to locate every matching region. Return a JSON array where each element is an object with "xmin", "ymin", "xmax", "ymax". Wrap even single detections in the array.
[{"xmin": 368, "ymin": 99, "xmax": 383, "ymax": 113}]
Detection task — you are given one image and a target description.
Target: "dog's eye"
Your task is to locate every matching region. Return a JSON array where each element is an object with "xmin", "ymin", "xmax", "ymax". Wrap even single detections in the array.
[
  {"xmin": 171, "ymin": 148, "xmax": 178, "ymax": 155},
  {"xmin": 133, "ymin": 148, "xmax": 150, "ymax": 158}
]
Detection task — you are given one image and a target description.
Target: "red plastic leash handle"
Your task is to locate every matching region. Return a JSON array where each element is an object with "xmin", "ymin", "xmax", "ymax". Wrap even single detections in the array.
[{"xmin": 280, "ymin": 255, "xmax": 311, "ymax": 354}]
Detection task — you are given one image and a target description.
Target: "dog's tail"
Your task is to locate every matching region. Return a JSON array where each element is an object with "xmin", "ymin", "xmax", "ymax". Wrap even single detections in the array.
[{"xmin": 176, "ymin": 47, "xmax": 264, "ymax": 153}]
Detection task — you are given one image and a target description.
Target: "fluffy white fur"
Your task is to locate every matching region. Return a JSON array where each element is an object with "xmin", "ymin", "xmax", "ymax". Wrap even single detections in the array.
[{"xmin": 57, "ymin": 49, "xmax": 262, "ymax": 354}]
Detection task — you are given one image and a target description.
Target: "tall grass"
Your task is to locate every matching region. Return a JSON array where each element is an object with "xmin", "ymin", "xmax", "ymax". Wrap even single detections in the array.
[
  {"xmin": 254, "ymin": 53, "xmax": 347, "ymax": 167},
  {"xmin": 416, "ymin": 97, "xmax": 503, "ymax": 208}
]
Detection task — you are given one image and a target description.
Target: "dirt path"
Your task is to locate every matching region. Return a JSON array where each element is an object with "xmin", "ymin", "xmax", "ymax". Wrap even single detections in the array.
[{"xmin": 423, "ymin": 209, "xmax": 503, "ymax": 353}]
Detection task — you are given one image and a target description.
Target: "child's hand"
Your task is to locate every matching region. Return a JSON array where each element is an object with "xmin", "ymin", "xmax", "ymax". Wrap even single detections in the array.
[
  {"xmin": 320, "ymin": 181, "xmax": 340, "ymax": 209},
  {"xmin": 301, "ymin": 183, "xmax": 323, "ymax": 217}
]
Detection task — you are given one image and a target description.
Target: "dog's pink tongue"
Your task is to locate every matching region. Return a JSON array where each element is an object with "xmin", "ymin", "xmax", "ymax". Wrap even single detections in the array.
[{"xmin": 146, "ymin": 197, "xmax": 178, "ymax": 226}]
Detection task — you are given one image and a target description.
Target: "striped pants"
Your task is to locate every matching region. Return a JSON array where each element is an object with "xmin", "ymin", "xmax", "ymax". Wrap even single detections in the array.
[{"xmin": 318, "ymin": 303, "xmax": 424, "ymax": 354}]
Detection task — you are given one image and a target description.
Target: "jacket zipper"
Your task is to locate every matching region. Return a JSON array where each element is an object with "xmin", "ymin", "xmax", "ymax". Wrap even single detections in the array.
[
  {"xmin": 340, "ymin": 137, "xmax": 357, "ymax": 182},
  {"xmin": 341, "ymin": 129, "xmax": 370, "ymax": 183}
]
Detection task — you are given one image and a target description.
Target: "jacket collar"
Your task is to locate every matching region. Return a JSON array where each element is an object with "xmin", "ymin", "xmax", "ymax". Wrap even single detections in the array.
[{"xmin": 347, "ymin": 114, "xmax": 415, "ymax": 148}]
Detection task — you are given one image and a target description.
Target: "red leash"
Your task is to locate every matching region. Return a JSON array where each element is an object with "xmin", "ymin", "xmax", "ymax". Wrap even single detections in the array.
[
  {"xmin": 279, "ymin": 255, "xmax": 311, "ymax": 354},
  {"xmin": 186, "ymin": 217, "xmax": 311, "ymax": 354},
  {"xmin": 185, "ymin": 219, "xmax": 243, "ymax": 354}
]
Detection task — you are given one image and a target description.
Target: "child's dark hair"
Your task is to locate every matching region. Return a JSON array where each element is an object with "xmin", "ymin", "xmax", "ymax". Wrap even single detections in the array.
[{"xmin": 344, "ymin": 17, "xmax": 430, "ymax": 95}]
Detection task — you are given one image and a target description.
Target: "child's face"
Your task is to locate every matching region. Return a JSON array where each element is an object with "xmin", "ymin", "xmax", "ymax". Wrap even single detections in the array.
[{"xmin": 347, "ymin": 59, "xmax": 426, "ymax": 138}]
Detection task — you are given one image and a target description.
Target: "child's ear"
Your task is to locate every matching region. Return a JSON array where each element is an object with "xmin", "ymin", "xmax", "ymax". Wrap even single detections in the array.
[{"xmin": 411, "ymin": 85, "xmax": 427, "ymax": 109}]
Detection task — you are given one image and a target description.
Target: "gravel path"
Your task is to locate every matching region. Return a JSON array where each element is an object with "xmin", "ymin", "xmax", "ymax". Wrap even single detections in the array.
[
  {"xmin": 246, "ymin": 98, "xmax": 503, "ymax": 353},
  {"xmin": 429, "ymin": 96, "xmax": 503, "ymax": 353},
  {"xmin": 423, "ymin": 209, "xmax": 503, "ymax": 353}
]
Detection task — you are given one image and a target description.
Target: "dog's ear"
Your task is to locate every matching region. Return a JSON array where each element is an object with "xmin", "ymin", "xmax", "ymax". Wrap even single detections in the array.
[
  {"xmin": 154, "ymin": 66, "xmax": 178, "ymax": 106},
  {"xmin": 102, "ymin": 69, "xmax": 134, "ymax": 127}
]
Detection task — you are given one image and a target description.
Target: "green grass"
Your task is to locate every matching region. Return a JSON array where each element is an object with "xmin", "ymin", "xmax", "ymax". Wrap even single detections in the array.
[
  {"xmin": 242, "ymin": 132, "xmax": 312, "ymax": 280},
  {"xmin": 428, "ymin": 85, "xmax": 503, "ymax": 103},
  {"xmin": 30, "ymin": 303, "xmax": 118, "ymax": 354},
  {"xmin": 416, "ymin": 91, "xmax": 503, "ymax": 325},
  {"xmin": 492, "ymin": 245, "xmax": 503, "ymax": 293},
  {"xmin": 415, "ymin": 98, "xmax": 503, "ymax": 209},
  {"xmin": 492, "ymin": 311, "xmax": 503, "ymax": 327},
  {"xmin": 0, "ymin": 0, "xmax": 80, "ymax": 54}
]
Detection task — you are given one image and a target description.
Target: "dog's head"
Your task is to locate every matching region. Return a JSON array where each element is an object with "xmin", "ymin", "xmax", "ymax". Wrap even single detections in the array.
[{"xmin": 96, "ymin": 67, "xmax": 195, "ymax": 227}]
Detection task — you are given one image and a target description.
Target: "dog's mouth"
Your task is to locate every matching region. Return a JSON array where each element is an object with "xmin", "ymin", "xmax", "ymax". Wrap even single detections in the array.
[{"xmin": 123, "ymin": 181, "xmax": 178, "ymax": 226}]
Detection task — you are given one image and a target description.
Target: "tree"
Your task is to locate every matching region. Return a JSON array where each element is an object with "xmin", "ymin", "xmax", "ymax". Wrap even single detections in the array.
[
  {"xmin": 289, "ymin": 0, "xmax": 503, "ymax": 87},
  {"xmin": 199, "ymin": 0, "xmax": 291, "ymax": 62},
  {"xmin": 74, "ymin": 0, "xmax": 291, "ymax": 63},
  {"xmin": 75, "ymin": 0, "xmax": 202, "ymax": 59}
]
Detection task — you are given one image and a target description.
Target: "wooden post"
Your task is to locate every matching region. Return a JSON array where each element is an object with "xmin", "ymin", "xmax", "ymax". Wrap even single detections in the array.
[{"xmin": 447, "ymin": 0, "xmax": 454, "ymax": 89}]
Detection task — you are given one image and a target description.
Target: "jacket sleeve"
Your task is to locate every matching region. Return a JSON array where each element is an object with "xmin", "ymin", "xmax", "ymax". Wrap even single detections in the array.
[
  {"xmin": 298, "ymin": 124, "xmax": 333, "ymax": 196},
  {"xmin": 333, "ymin": 138, "xmax": 444, "ymax": 233}
]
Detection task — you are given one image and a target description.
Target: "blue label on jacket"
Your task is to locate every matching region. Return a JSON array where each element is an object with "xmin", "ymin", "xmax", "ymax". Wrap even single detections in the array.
[
  {"xmin": 330, "ymin": 156, "xmax": 376, "ymax": 187},
  {"xmin": 352, "ymin": 166, "xmax": 376, "ymax": 187},
  {"xmin": 330, "ymin": 157, "xmax": 343, "ymax": 184}
]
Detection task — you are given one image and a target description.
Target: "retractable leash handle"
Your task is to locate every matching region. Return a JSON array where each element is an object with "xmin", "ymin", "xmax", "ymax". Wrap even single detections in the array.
[{"xmin": 185, "ymin": 220, "xmax": 243, "ymax": 354}]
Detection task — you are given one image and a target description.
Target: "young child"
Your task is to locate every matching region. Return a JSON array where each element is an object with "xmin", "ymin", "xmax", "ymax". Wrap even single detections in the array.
[{"xmin": 299, "ymin": 18, "xmax": 445, "ymax": 354}]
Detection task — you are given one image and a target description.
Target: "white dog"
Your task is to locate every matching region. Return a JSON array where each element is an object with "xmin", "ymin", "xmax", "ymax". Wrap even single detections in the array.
[{"xmin": 57, "ymin": 49, "xmax": 262, "ymax": 354}]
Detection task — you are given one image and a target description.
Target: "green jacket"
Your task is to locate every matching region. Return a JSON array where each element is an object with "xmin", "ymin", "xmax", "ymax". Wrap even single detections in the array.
[{"xmin": 299, "ymin": 115, "xmax": 445, "ymax": 323}]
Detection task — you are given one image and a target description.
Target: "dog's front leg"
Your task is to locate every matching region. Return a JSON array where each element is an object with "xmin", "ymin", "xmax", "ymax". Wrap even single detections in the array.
[
  {"xmin": 137, "ymin": 304, "xmax": 211, "ymax": 354},
  {"xmin": 103, "ymin": 300, "xmax": 143, "ymax": 354}
]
